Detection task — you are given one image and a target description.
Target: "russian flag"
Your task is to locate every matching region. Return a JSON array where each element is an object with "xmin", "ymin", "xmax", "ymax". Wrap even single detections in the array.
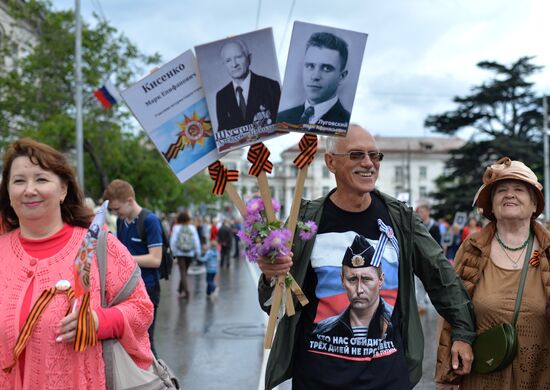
[{"xmin": 93, "ymin": 80, "xmax": 120, "ymax": 109}]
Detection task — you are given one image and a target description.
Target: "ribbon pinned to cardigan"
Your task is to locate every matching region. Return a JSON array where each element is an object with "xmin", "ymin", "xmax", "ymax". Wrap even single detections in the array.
[
  {"xmin": 208, "ymin": 161, "xmax": 239, "ymax": 195},
  {"xmin": 293, "ymin": 134, "xmax": 318, "ymax": 169},
  {"xmin": 74, "ymin": 291, "xmax": 97, "ymax": 352},
  {"xmin": 3, "ymin": 285, "xmax": 76, "ymax": 374},
  {"xmin": 247, "ymin": 143, "xmax": 273, "ymax": 176}
]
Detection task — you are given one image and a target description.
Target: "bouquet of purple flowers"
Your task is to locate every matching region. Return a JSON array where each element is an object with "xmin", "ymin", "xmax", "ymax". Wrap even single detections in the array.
[{"xmin": 238, "ymin": 197, "xmax": 317, "ymax": 264}]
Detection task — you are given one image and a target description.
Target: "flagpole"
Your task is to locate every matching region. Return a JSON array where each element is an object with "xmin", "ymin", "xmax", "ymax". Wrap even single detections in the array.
[{"xmin": 75, "ymin": 0, "xmax": 84, "ymax": 188}]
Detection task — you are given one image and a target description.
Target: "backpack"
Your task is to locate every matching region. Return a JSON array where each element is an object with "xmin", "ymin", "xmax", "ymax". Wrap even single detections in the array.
[
  {"xmin": 117, "ymin": 208, "xmax": 174, "ymax": 280},
  {"xmin": 176, "ymin": 225, "xmax": 195, "ymax": 252}
]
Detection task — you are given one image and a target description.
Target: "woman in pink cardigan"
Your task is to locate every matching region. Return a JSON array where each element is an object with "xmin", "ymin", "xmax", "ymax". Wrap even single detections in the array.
[{"xmin": 0, "ymin": 139, "xmax": 154, "ymax": 389}]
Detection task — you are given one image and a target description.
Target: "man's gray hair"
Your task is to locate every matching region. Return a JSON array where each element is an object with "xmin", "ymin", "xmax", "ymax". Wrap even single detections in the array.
[
  {"xmin": 220, "ymin": 39, "xmax": 250, "ymax": 58},
  {"xmin": 324, "ymin": 123, "xmax": 366, "ymax": 153},
  {"xmin": 324, "ymin": 135, "xmax": 338, "ymax": 153}
]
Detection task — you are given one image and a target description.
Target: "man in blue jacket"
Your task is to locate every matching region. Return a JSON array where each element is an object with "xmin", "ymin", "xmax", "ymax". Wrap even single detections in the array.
[{"xmin": 103, "ymin": 179, "xmax": 163, "ymax": 356}]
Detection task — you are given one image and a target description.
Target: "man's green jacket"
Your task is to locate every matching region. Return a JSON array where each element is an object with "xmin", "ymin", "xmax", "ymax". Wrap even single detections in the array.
[{"xmin": 258, "ymin": 189, "xmax": 475, "ymax": 389}]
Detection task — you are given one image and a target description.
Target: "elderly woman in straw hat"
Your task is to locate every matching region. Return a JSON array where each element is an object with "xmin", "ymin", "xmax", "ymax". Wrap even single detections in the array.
[{"xmin": 435, "ymin": 157, "xmax": 550, "ymax": 389}]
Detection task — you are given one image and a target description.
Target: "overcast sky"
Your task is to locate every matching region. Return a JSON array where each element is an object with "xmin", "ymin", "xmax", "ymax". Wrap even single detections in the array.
[{"xmin": 55, "ymin": 0, "xmax": 550, "ymax": 160}]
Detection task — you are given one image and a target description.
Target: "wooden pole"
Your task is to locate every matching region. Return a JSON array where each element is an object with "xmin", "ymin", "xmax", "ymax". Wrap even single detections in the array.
[
  {"xmin": 263, "ymin": 164, "xmax": 310, "ymax": 348},
  {"xmin": 224, "ymin": 183, "xmax": 246, "ymax": 219}
]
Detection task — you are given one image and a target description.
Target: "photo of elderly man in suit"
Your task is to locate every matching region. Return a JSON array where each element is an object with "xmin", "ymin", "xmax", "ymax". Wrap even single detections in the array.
[
  {"xmin": 215, "ymin": 39, "xmax": 281, "ymax": 132},
  {"xmin": 277, "ymin": 22, "xmax": 367, "ymax": 136}
]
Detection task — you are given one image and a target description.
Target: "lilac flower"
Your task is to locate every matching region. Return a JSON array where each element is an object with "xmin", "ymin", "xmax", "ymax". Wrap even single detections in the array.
[
  {"xmin": 244, "ymin": 212, "xmax": 262, "ymax": 227},
  {"xmin": 271, "ymin": 198, "xmax": 281, "ymax": 213},
  {"xmin": 260, "ymin": 229, "xmax": 291, "ymax": 260},
  {"xmin": 246, "ymin": 197, "xmax": 264, "ymax": 216},
  {"xmin": 245, "ymin": 246, "xmax": 260, "ymax": 263},
  {"xmin": 241, "ymin": 197, "xmax": 315, "ymax": 263},
  {"xmin": 237, "ymin": 230, "xmax": 252, "ymax": 246},
  {"xmin": 298, "ymin": 220, "xmax": 318, "ymax": 241}
]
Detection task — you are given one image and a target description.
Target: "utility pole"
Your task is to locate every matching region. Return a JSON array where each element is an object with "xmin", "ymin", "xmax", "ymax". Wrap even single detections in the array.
[
  {"xmin": 75, "ymin": 0, "xmax": 84, "ymax": 188},
  {"xmin": 544, "ymin": 96, "xmax": 549, "ymax": 223}
]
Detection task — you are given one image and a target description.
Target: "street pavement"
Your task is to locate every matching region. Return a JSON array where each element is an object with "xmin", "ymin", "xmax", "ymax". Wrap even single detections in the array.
[{"xmin": 154, "ymin": 256, "xmax": 440, "ymax": 389}]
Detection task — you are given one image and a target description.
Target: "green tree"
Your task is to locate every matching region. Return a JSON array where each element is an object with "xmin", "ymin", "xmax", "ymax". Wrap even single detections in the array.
[
  {"xmin": 0, "ymin": 0, "xmax": 217, "ymax": 210},
  {"xmin": 425, "ymin": 57, "xmax": 545, "ymax": 218}
]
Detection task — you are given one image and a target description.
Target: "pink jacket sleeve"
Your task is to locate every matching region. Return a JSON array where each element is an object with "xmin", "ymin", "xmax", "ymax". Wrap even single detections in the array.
[{"xmin": 101, "ymin": 234, "xmax": 154, "ymax": 369}]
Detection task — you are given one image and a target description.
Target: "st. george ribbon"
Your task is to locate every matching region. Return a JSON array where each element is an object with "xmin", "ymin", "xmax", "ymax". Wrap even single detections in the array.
[{"xmin": 72, "ymin": 200, "xmax": 109, "ymax": 351}]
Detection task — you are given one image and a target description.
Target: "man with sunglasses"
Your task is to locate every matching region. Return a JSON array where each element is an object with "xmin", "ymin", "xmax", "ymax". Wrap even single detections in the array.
[{"xmin": 257, "ymin": 124, "xmax": 476, "ymax": 389}]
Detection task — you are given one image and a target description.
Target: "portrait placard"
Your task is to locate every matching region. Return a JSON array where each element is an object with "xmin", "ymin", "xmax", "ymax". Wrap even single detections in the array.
[
  {"xmin": 276, "ymin": 21, "xmax": 368, "ymax": 137},
  {"xmin": 120, "ymin": 49, "xmax": 222, "ymax": 184},
  {"xmin": 195, "ymin": 28, "xmax": 284, "ymax": 153},
  {"xmin": 441, "ymin": 231, "xmax": 453, "ymax": 247},
  {"xmin": 453, "ymin": 212, "xmax": 468, "ymax": 229}
]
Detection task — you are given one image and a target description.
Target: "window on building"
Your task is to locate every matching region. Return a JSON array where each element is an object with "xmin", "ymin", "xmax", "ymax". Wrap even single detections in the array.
[
  {"xmin": 303, "ymin": 187, "xmax": 309, "ymax": 199},
  {"xmin": 322, "ymin": 166, "xmax": 330, "ymax": 178},
  {"xmin": 291, "ymin": 166, "xmax": 298, "ymax": 177},
  {"xmin": 395, "ymin": 166, "xmax": 405, "ymax": 183},
  {"xmin": 241, "ymin": 187, "xmax": 248, "ymax": 197},
  {"xmin": 419, "ymin": 166, "xmax": 427, "ymax": 180}
]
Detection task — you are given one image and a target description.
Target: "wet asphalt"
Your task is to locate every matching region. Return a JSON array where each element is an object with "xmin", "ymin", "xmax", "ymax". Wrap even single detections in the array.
[{"xmin": 153, "ymin": 256, "xmax": 439, "ymax": 389}]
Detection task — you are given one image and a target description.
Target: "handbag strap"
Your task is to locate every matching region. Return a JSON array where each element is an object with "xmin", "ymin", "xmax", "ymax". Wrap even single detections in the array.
[
  {"xmin": 97, "ymin": 230, "xmax": 141, "ymax": 308},
  {"xmin": 96, "ymin": 230, "xmax": 142, "ymax": 390},
  {"xmin": 511, "ymin": 230, "xmax": 534, "ymax": 328}
]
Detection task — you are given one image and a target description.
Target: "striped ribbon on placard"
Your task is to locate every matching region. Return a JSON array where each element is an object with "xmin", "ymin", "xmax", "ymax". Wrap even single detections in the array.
[
  {"xmin": 293, "ymin": 134, "xmax": 318, "ymax": 169},
  {"xmin": 208, "ymin": 161, "xmax": 239, "ymax": 195},
  {"xmin": 163, "ymin": 137, "xmax": 186, "ymax": 162},
  {"xmin": 247, "ymin": 143, "xmax": 273, "ymax": 176}
]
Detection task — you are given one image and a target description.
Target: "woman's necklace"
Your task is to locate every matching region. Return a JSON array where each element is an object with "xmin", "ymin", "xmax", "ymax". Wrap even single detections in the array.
[
  {"xmin": 495, "ymin": 231, "xmax": 529, "ymax": 251},
  {"xmin": 496, "ymin": 238, "xmax": 526, "ymax": 268}
]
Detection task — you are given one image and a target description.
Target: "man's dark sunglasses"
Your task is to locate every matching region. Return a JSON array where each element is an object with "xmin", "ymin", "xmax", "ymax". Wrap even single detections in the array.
[{"xmin": 330, "ymin": 151, "xmax": 384, "ymax": 162}]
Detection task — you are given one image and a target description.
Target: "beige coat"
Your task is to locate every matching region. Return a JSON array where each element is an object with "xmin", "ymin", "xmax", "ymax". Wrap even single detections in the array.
[{"xmin": 435, "ymin": 220, "xmax": 550, "ymax": 384}]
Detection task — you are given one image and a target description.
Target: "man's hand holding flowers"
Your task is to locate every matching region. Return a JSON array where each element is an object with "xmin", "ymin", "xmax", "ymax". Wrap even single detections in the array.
[{"xmin": 258, "ymin": 253, "xmax": 293, "ymax": 283}]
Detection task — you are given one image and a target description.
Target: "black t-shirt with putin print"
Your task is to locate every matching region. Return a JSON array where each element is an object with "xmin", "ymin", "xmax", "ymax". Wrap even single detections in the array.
[{"xmin": 292, "ymin": 193, "xmax": 410, "ymax": 389}]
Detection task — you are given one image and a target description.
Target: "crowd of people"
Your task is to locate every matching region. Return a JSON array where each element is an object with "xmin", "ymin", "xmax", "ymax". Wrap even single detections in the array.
[
  {"xmin": 2, "ymin": 129, "xmax": 550, "ymax": 389},
  {"xmin": 165, "ymin": 211, "xmax": 243, "ymax": 301}
]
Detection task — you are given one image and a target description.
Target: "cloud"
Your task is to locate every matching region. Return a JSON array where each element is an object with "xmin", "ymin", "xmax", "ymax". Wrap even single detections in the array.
[{"xmin": 54, "ymin": 0, "xmax": 548, "ymax": 158}]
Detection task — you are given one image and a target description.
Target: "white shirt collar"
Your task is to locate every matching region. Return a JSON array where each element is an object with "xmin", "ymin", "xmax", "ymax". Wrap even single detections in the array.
[
  {"xmin": 305, "ymin": 95, "xmax": 339, "ymax": 124},
  {"xmin": 232, "ymin": 71, "xmax": 251, "ymax": 103}
]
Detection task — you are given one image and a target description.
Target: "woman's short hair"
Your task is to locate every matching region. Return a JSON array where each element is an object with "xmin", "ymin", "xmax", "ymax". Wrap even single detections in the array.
[{"xmin": 0, "ymin": 138, "xmax": 93, "ymax": 231}]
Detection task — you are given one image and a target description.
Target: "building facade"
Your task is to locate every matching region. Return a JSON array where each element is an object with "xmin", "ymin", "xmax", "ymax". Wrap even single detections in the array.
[
  {"xmin": 220, "ymin": 135, "xmax": 464, "ymax": 217},
  {"xmin": 0, "ymin": 0, "xmax": 38, "ymax": 67}
]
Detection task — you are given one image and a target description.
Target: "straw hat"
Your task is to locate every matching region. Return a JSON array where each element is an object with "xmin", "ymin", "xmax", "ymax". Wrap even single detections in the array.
[{"xmin": 472, "ymin": 157, "xmax": 544, "ymax": 220}]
